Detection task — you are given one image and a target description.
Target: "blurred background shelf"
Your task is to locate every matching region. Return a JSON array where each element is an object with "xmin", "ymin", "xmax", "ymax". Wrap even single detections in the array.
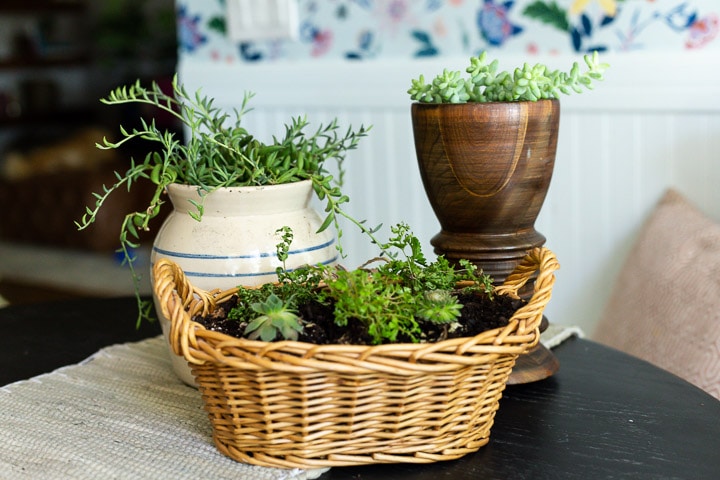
[
  {"xmin": 0, "ymin": 0, "xmax": 177, "ymax": 306},
  {"xmin": 0, "ymin": 0, "xmax": 87, "ymax": 14},
  {"xmin": 0, "ymin": 241, "xmax": 152, "ymax": 305}
]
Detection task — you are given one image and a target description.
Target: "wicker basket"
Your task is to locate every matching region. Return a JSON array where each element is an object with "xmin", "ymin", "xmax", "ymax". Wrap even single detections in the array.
[{"xmin": 153, "ymin": 247, "xmax": 559, "ymax": 469}]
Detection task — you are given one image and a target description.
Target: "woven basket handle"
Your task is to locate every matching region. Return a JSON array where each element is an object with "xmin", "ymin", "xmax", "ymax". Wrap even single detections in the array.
[
  {"xmin": 494, "ymin": 246, "xmax": 560, "ymax": 338},
  {"xmin": 153, "ymin": 259, "xmax": 216, "ymax": 364}
]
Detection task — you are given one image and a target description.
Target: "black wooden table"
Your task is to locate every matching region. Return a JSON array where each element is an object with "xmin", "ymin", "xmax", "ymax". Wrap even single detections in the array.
[{"xmin": 2, "ymin": 297, "xmax": 719, "ymax": 479}]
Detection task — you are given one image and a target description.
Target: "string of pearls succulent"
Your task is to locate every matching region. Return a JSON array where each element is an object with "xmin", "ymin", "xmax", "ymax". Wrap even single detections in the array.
[{"xmin": 408, "ymin": 51, "xmax": 609, "ymax": 103}]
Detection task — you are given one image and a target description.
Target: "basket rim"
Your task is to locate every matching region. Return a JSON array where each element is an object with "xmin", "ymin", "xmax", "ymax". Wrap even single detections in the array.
[{"xmin": 154, "ymin": 247, "xmax": 559, "ymax": 371}]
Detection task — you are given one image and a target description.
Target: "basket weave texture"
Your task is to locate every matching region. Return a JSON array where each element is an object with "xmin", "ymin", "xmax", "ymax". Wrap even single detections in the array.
[{"xmin": 153, "ymin": 247, "xmax": 558, "ymax": 469}]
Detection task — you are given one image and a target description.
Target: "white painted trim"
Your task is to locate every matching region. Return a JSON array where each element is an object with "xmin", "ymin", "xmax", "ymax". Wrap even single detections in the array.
[{"xmin": 179, "ymin": 51, "xmax": 720, "ymax": 112}]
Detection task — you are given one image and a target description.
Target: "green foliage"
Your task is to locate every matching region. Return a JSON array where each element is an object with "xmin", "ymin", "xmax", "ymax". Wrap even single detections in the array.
[
  {"xmin": 523, "ymin": 1, "xmax": 570, "ymax": 32},
  {"xmin": 324, "ymin": 268, "xmax": 421, "ymax": 344},
  {"xmin": 319, "ymin": 223, "xmax": 492, "ymax": 343},
  {"xmin": 408, "ymin": 51, "xmax": 609, "ymax": 103},
  {"xmin": 228, "ymin": 223, "xmax": 495, "ymax": 345},
  {"xmin": 244, "ymin": 293, "xmax": 303, "ymax": 342},
  {"xmin": 416, "ymin": 290, "xmax": 463, "ymax": 324},
  {"xmin": 75, "ymin": 76, "xmax": 371, "ymax": 326},
  {"xmin": 274, "ymin": 226, "xmax": 294, "ymax": 270},
  {"xmin": 207, "ymin": 16, "xmax": 226, "ymax": 34},
  {"xmin": 227, "ymin": 227, "xmax": 325, "ymax": 332}
]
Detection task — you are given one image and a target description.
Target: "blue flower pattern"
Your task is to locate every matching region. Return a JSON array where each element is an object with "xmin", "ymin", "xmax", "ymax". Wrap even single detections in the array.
[
  {"xmin": 177, "ymin": 5, "xmax": 207, "ymax": 53},
  {"xmin": 176, "ymin": 0, "xmax": 718, "ymax": 62},
  {"xmin": 477, "ymin": 0, "xmax": 524, "ymax": 47}
]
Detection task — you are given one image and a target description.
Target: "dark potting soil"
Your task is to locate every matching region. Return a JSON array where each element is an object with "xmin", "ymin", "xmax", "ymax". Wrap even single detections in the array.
[{"xmin": 193, "ymin": 292, "xmax": 526, "ymax": 345}]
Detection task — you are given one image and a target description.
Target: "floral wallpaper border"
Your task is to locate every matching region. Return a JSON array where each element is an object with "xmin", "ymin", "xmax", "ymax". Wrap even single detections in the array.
[{"xmin": 177, "ymin": 0, "xmax": 719, "ymax": 63}]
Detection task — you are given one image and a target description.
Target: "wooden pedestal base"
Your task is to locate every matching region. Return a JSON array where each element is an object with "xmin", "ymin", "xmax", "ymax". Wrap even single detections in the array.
[
  {"xmin": 430, "ymin": 230, "xmax": 547, "ymax": 285},
  {"xmin": 508, "ymin": 315, "xmax": 559, "ymax": 384},
  {"xmin": 508, "ymin": 343, "xmax": 560, "ymax": 384}
]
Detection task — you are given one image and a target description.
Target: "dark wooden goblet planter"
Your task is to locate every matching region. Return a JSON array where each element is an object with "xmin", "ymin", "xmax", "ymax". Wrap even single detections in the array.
[
  {"xmin": 411, "ymin": 99, "xmax": 561, "ymax": 383},
  {"xmin": 411, "ymin": 99, "xmax": 560, "ymax": 285}
]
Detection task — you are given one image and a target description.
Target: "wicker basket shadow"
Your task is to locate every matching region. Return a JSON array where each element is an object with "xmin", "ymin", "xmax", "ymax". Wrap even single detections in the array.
[{"xmin": 152, "ymin": 247, "xmax": 559, "ymax": 469}]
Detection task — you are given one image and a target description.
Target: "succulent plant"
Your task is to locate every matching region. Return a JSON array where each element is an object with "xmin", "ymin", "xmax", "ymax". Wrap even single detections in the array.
[
  {"xmin": 408, "ymin": 50, "xmax": 609, "ymax": 103},
  {"xmin": 245, "ymin": 293, "xmax": 303, "ymax": 342}
]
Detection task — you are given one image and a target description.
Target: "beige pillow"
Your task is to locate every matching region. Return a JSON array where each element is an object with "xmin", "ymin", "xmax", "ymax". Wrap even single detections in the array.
[{"xmin": 594, "ymin": 189, "xmax": 720, "ymax": 399}]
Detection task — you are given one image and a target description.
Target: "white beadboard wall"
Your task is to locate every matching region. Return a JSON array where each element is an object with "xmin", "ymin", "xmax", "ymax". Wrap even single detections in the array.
[{"xmin": 179, "ymin": 51, "xmax": 720, "ymax": 336}]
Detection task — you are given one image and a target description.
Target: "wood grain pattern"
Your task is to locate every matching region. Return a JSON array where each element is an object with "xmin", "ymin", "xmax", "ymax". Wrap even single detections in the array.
[{"xmin": 411, "ymin": 100, "xmax": 560, "ymax": 284}]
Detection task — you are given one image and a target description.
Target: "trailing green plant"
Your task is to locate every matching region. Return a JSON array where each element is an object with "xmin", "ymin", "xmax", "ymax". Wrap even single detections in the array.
[
  {"xmin": 408, "ymin": 50, "xmax": 609, "ymax": 103},
  {"xmin": 75, "ymin": 77, "xmax": 373, "ymax": 324},
  {"xmin": 228, "ymin": 223, "xmax": 496, "ymax": 345}
]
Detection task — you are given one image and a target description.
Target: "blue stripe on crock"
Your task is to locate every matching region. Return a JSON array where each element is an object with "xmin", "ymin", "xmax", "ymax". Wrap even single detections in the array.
[
  {"xmin": 180, "ymin": 255, "xmax": 339, "ymax": 278},
  {"xmin": 151, "ymin": 238, "xmax": 336, "ymax": 260},
  {"xmin": 149, "ymin": 254, "xmax": 339, "ymax": 279}
]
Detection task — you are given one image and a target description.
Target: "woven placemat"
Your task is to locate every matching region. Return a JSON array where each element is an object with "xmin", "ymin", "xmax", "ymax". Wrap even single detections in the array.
[
  {"xmin": 0, "ymin": 336, "xmax": 328, "ymax": 480},
  {"xmin": 540, "ymin": 323, "xmax": 585, "ymax": 349}
]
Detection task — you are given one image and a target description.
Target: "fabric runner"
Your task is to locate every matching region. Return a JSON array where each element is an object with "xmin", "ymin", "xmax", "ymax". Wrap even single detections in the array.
[{"xmin": 0, "ymin": 327, "xmax": 582, "ymax": 479}]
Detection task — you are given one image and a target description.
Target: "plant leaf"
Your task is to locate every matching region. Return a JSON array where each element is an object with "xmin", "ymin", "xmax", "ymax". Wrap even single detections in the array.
[{"xmin": 523, "ymin": 1, "xmax": 570, "ymax": 32}]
